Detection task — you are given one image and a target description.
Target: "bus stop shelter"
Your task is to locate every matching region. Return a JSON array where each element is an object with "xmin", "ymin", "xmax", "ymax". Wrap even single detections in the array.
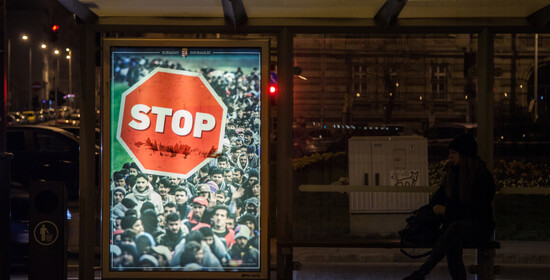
[{"xmin": 19, "ymin": 0, "xmax": 550, "ymax": 279}]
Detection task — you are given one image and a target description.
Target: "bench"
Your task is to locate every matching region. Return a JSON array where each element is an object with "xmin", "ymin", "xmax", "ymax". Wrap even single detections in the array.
[{"xmin": 282, "ymin": 184, "xmax": 502, "ymax": 280}]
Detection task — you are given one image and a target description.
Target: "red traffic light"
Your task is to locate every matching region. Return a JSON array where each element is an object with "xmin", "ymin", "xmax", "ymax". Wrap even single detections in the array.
[
  {"xmin": 269, "ymin": 84, "xmax": 278, "ymax": 95},
  {"xmin": 51, "ymin": 25, "xmax": 60, "ymax": 32}
]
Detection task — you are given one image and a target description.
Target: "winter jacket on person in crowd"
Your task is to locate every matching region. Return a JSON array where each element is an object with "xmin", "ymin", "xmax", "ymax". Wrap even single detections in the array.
[{"xmin": 125, "ymin": 182, "xmax": 164, "ymax": 215}]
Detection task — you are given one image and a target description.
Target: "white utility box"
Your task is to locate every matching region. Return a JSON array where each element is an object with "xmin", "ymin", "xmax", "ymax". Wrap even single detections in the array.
[{"xmin": 348, "ymin": 136, "xmax": 430, "ymax": 236}]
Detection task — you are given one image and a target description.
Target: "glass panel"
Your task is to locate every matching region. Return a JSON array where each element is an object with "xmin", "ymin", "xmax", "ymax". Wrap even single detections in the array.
[
  {"xmin": 293, "ymin": 34, "xmax": 479, "ymax": 241},
  {"xmin": 494, "ymin": 33, "xmax": 550, "ymax": 241}
]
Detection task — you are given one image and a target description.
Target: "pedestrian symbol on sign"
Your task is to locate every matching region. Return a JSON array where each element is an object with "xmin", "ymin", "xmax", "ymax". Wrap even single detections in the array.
[{"xmin": 34, "ymin": 221, "xmax": 59, "ymax": 246}]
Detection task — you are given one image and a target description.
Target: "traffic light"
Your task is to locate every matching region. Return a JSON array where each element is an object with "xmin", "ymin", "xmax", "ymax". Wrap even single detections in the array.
[
  {"xmin": 50, "ymin": 24, "xmax": 59, "ymax": 42},
  {"xmin": 269, "ymin": 84, "xmax": 278, "ymax": 95},
  {"xmin": 269, "ymin": 71, "xmax": 278, "ymax": 96}
]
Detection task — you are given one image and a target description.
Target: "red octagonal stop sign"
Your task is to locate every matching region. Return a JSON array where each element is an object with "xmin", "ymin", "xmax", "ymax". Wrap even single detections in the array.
[{"xmin": 117, "ymin": 68, "xmax": 227, "ymax": 178}]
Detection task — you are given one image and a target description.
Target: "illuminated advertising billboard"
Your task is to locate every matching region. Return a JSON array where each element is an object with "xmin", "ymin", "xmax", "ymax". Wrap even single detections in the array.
[{"xmin": 102, "ymin": 39, "xmax": 269, "ymax": 279}]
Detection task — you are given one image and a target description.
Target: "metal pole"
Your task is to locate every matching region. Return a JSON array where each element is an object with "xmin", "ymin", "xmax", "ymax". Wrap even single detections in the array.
[
  {"xmin": 55, "ymin": 55, "xmax": 59, "ymax": 122},
  {"xmin": 28, "ymin": 47, "xmax": 32, "ymax": 110},
  {"xmin": 68, "ymin": 50, "xmax": 72, "ymax": 107},
  {"xmin": 534, "ymin": 34, "xmax": 538, "ymax": 122},
  {"xmin": 7, "ymin": 39, "xmax": 10, "ymax": 112}
]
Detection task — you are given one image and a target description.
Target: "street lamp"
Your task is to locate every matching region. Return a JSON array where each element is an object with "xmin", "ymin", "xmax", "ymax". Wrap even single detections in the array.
[
  {"xmin": 66, "ymin": 48, "xmax": 72, "ymax": 107},
  {"xmin": 54, "ymin": 49, "xmax": 60, "ymax": 121},
  {"xmin": 22, "ymin": 34, "xmax": 32, "ymax": 110}
]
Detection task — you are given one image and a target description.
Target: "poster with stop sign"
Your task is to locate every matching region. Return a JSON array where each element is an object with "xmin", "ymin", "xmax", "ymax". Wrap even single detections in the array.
[
  {"xmin": 103, "ymin": 39, "xmax": 269, "ymax": 279},
  {"xmin": 117, "ymin": 68, "xmax": 228, "ymax": 178}
]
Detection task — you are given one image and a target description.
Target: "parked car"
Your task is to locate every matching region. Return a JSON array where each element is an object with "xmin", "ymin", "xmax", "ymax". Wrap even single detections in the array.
[{"xmin": 7, "ymin": 125, "xmax": 100, "ymax": 268}]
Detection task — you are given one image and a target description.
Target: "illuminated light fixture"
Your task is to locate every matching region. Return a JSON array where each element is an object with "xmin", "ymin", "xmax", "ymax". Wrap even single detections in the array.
[
  {"xmin": 520, "ymin": 84, "xmax": 523, "ymax": 89},
  {"xmin": 395, "ymin": 82, "xmax": 399, "ymax": 87},
  {"xmin": 54, "ymin": 49, "xmax": 60, "ymax": 55},
  {"xmin": 389, "ymin": 92, "xmax": 393, "ymax": 97},
  {"xmin": 66, "ymin": 48, "xmax": 70, "ymax": 52},
  {"xmin": 356, "ymin": 93, "xmax": 361, "ymax": 97},
  {"xmin": 298, "ymin": 75, "xmax": 307, "ymax": 80},
  {"xmin": 465, "ymin": 95, "xmax": 469, "ymax": 100},
  {"xmin": 66, "ymin": 55, "xmax": 71, "ymax": 59},
  {"xmin": 21, "ymin": 35, "xmax": 29, "ymax": 40},
  {"xmin": 41, "ymin": 44, "xmax": 47, "ymax": 49},
  {"xmin": 419, "ymin": 96, "xmax": 423, "ymax": 101},
  {"xmin": 501, "ymin": 136, "xmax": 504, "ymax": 140},
  {"xmin": 504, "ymin": 92, "xmax": 508, "ymax": 97}
]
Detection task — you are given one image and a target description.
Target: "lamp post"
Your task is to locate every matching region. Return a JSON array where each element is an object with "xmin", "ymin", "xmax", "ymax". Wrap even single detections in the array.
[
  {"xmin": 41, "ymin": 44, "xmax": 47, "ymax": 109},
  {"xmin": 21, "ymin": 34, "xmax": 32, "ymax": 111},
  {"xmin": 54, "ymin": 49, "xmax": 60, "ymax": 122},
  {"xmin": 66, "ymin": 48, "xmax": 72, "ymax": 108}
]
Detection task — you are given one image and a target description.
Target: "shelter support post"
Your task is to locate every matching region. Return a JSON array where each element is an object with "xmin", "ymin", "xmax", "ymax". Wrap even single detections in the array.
[
  {"xmin": 276, "ymin": 26, "xmax": 294, "ymax": 280},
  {"xmin": 476, "ymin": 28, "xmax": 494, "ymax": 171},
  {"xmin": 78, "ymin": 24, "xmax": 97, "ymax": 280}
]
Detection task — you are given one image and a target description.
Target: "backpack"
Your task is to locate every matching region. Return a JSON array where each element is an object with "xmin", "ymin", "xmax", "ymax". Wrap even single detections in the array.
[{"xmin": 398, "ymin": 204, "xmax": 444, "ymax": 258}]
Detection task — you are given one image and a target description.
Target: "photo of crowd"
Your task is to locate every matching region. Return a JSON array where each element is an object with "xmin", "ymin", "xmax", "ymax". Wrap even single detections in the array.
[{"xmin": 108, "ymin": 47, "xmax": 263, "ymax": 271}]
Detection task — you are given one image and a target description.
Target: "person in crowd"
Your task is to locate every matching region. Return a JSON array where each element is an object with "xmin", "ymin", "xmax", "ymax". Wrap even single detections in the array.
[
  {"xmin": 125, "ymin": 173, "xmax": 164, "ymax": 215},
  {"xmin": 111, "ymin": 244, "xmax": 123, "ymax": 270},
  {"xmin": 183, "ymin": 197, "xmax": 209, "ymax": 231},
  {"xmin": 113, "ymin": 171, "xmax": 126, "ymax": 189},
  {"xmin": 179, "ymin": 241, "xmax": 204, "ymax": 269},
  {"xmin": 217, "ymin": 155, "xmax": 230, "ymax": 170},
  {"xmin": 246, "ymin": 145, "xmax": 260, "ymax": 169},
  {"xmin": 157, "ymin": 212, "xmax": 185, "ymax": 251},
  {"xmin": 214, "ymin": 189, "xmax": 228, "ymax": 206},
  {"xmin": 172, "ymin": 186, "xmax": 191, "ymax": 219},
  {"xmin": 232, "ymin": 168, "xmax": 245, "ymax": 186},
  {"xmin": 404, "ymin": 134, "xmax": 496, "ymax": 280},
  {"xmin": 138, "ymin": 254, "xmax": 159, "ymax": 271},
  {"xmin": 141, "ymin": 209, "xmax": 164, "ymax": 238},
  {"xmin": 157, "ymin": 178, "xmax": 175, "ymax": 206},
  {"xmin": 124, "ymin": 175, "xmax": 137, "ymax": 194},
  {"xmin": 195, "ymin": 165, "xmax": 211, "ymax": 185},
  {"xmin": 251, "ymin": 182, "xmax": 260, "ymax": 200},
  {"xmin": 120, "ymin": 229, "xmax": 137, "ymax": 247},
  {"xmin": 112, "ymin": 197, "xmax": 137, "ymax": 222},
  {"xmin": 199, "ymin": 226, "xmax": 231, "ymax": 266},
  {"xmin": 223, "ymin": 168, "xmax": 234, "ymax": 186},
  {"xmin": 228, "ymin": 225, "xmax": 259, "ymax": 268},
  {"xmin": 151, "ymin": 245, "xmax": 172, "ymax": 268},
  {"xmin": 112, "ymin": 187, "xmax": 126, "ymax": 206},
  {"xmin": 128, "ymin": 162, "xmax": 140, "ymax": 176},
  {"xmin": 228, "ymin": 146, "xmax": 241, "ymax": 167},
  {"xmin": 237, "ymin": 213, "xmax": 259, "ymax": 249},
  {"xmin": 211, "ymin": 168, "xmax": 233, "ymax": 202},
  {"xmin": 226, "ymin": 213, "xmax": 237, "ymax": 231},
  {"xmin": 121, "ymin": 215, "xmax": 144, "ymax": 234},
  {"xmin": 136, "ymin": 232, "xmax": 156, "ymax": 256},
  {"xmin": 211, "ymin": 205, "xmax": 236, "ymax": 249},
  {"xmin": 243, "ymin": 197, "xmax": 260, "ymax": 217},
  {"xmin": 119, "ymin": 243, "xmax": 140, "ymax": 268}
]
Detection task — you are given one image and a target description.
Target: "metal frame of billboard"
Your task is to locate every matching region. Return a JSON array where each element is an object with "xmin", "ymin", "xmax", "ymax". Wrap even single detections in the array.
[{"xmin": 102, "ymin": 38, "xmax": 269, "ymax": 279}]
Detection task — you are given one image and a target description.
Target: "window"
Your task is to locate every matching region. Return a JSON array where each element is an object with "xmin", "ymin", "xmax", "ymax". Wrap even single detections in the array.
[
  {"xmin": 431, "ymin": 64, "xmax": 447, "ymax": 100},
  {"xmin": 352, "ymin": 64, "xmax": 368, "ymax": 98}
]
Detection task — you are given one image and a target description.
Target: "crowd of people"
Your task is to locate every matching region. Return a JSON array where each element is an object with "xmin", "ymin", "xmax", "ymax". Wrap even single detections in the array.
[{"xmin": 110, "ymin": 55, "xmax": 263, "ymax": 271}]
